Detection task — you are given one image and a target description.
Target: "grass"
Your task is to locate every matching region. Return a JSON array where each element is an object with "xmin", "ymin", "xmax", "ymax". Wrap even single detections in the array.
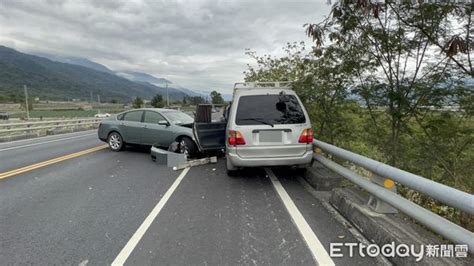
[{"xmin": 10, "ymin": 109, "xmax": 124, "ymax": 118}]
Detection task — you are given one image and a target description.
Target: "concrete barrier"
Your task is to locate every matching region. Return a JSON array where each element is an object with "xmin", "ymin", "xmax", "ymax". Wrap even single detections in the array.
[{"xmin": 330, "ymin": 188, "xmax": 473, "ymax": 265}]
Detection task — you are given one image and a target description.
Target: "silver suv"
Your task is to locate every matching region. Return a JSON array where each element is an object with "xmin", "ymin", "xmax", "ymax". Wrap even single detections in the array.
[{"xmin": 194, "ymin": 82, "xmax": 313, "ymax": 175}]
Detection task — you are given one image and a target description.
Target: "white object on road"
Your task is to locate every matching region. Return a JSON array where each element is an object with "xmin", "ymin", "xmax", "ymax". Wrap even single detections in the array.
[
  {"xmin": 151, "ymin": 146, "xmax": 187, "ymax": 167},
  {"xmin": 172, "ymin": 156, "xmax": 217, "ymax": 171}
]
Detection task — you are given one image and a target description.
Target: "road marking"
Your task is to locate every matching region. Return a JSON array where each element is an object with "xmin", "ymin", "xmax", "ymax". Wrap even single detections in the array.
[
  {"xmin": 112, "ymin": 167, "xmax": 191, "ymax": 266},
  {"xmin": 0, "ymin": 145, "xmax": 108, "ymax": 180},
  {"xmin": 0, "ymin": 133, "xmax": 96, "ymax": 152},
  {"xmin": 0, "ymin": 129, "xmax": 96, "ymax": 146},
  {"xmin": 297, "ymin": 176, "xmax": 392, "ymax": 265},
  {"xmin": 265, "ymin": 168, "xmax": 335, "ymax": 266}
]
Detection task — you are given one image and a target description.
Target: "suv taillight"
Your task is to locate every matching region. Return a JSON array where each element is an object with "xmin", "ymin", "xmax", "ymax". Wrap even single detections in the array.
[
  {"xmin": 228, "ymin": 130, "xmax": 246, "ymax": 146},
  {"xmin": 298, "ymin": 128, "xmax": 314, "ymax": 144}
]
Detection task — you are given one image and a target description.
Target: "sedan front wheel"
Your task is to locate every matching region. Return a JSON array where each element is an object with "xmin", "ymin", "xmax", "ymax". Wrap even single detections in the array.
[
  {"xmin": 108, "ymin": 132, "xmax": 124, "ymax": 151},
  {"xmin": 178, "ymin": 137, "xmax": 197, "ymax": 158}
]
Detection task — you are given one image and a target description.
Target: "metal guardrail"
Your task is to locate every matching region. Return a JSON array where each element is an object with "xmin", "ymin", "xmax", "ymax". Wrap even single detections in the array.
[
  {"xmin": 313, "ymin": 139, "xmax": 474, "ymax": 251},
  {"xmin": 314, "ymin": 140, "xmax": 474, "ymax": 214},
  {"xmin": 0, "ymin": 118, "xmax": 102, "ymax": 134},
  {"xmin": 0, "ymin": 118, "xmax": 101, "ymax": 127}
]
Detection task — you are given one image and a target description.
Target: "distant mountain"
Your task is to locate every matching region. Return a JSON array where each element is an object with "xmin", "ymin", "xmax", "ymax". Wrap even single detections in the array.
[
  {"xmin": 0, "ymin": 46, "xmax": 188, "ymax": 102},
  {"xmin": 117, "ymin": 71, "xmax": 205, "ymax": 98},
  {"xmin": 33, "ymin": 53, "xmax": 204, "ymax": 99},
  {"xmin": 174, "ymin": 86, "xmax": 205, "ymax": 97},
  {"xmin": 221, "ymin": 93, "xmax": 233, "ymax": 101},
  {"xmin": 26, "ymin": 47, "xmax": 218, "ymax": 101},
  {"xmin": 33, "ymin": 52, "xmax": 115, "ymax": 75},
  {"xmin": 116, "ymin": 71, "xmax": 171, "ymax": 85}
]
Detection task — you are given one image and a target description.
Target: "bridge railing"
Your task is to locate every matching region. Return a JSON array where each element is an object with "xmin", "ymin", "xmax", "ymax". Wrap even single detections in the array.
[
  {"xmin": 0, "ymin": 118, "xmax": 102, "ymax": 135},
  {"xmin": 313, "ymin": 139, "xmax": 474, "ymax": 251}
]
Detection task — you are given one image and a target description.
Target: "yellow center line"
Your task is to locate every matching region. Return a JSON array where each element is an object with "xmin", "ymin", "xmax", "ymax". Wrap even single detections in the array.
[{"xmin": 0, "ymin": 144, "xmax": 108, "ymax": 180}]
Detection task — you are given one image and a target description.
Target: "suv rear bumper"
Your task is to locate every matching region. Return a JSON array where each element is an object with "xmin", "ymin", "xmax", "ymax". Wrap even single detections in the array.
[{"xmin": 227, "ymin": 150, "xmax": 313, "ymax": 167}]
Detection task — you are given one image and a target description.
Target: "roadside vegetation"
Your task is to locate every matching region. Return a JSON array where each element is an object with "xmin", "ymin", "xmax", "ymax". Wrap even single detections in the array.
[
  {"xmin": 2, "ymin": 95, "xmax": 209, "ymax": 119},
  {"xmin": 245, "ymin": 1, "xmax": 473, "ymax": 229},
  {"xmin": 8, "ymin": 109, "xmax": 124, "ymax": 119},
  {"xmin": 210, "ymin": 90, "xmax": 225, "ymax": 104}
]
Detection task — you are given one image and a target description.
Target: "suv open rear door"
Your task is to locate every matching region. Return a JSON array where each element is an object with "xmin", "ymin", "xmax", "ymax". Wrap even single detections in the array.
[{"xmin": 193, "ymin": 104, "xmax": 227, "ymax": 152}]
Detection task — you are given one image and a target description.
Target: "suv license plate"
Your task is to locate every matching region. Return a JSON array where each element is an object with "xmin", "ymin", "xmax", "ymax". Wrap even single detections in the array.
[{"xmin": 259, "ymin": 131, "xmax": 282, "ymax": 143}]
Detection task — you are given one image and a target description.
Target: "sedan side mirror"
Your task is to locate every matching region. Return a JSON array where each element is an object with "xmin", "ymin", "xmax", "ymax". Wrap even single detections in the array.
[{"xmin": 158, "ymin": 120, "xmax": 170, "ymax": 126}]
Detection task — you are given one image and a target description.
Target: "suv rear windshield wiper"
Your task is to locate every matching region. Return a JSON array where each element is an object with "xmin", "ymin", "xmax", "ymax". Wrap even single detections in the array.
[{"xmin": 237, "ymin": 118, "xmax": 274, "ymax": 127}]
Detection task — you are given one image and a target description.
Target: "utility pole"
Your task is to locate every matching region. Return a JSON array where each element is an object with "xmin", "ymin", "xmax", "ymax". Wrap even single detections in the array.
[
  {"xmin": 97, "ymin": 95, "xmax": 101, "ymax": 104},
  {"xmin": 24, "ymin": 85, "xmax": 30, "ymax": 120},
  {"xmin": 166, "ymin": 82, "xmax": 169, "ymax": 107},
  {"xmin": 90, "ymin": 91, "xmax": 93, "ymax": 103}
]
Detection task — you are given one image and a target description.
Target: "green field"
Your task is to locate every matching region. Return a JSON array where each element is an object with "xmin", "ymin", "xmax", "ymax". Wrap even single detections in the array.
[
  {"xmin": 10, "ymin": 109, "xmax": 124, "ymax": 118},
  {"xmin": 7, "ymin": 105, "xmax": 199, "ymax": 119}
]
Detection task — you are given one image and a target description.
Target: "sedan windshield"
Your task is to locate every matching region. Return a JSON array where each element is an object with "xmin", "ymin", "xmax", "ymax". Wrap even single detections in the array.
[{"xmin": 162, "ymin": 111, "xmax": 194, "ymax": 125}]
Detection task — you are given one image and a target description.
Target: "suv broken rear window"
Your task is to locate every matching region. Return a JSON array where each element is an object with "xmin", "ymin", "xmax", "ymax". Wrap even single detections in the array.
[{"xmin": 236, "ymin": 94, "xmax": 305, "ymax": 125}]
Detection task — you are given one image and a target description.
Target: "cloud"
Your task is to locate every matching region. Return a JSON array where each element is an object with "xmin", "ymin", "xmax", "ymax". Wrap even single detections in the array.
[{"xmin": 0, "ymin": 0, "xmax": 330, "ymax": 93}]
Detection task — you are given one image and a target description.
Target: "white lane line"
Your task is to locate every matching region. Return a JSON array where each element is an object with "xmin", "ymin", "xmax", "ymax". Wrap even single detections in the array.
[
  {"xmin": 112, "ymin": 167, "xmax": 191, "ymax": 266},
  {"xmin": 265, "ymin": 168, "xmax": 335, "ymax": 266},
  {"xmin": 0, "ymin": 133, "xmax": 96, "ymax": 152}
]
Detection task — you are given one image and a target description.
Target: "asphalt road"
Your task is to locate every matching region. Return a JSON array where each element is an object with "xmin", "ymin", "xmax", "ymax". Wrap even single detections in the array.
[
  {"xmin": 0, "ymin": 131, "xmax": 384, "ymax": 265},
  {"xmin": 0, "ymin": 130, "xmax": 101, "ymax": 172}
]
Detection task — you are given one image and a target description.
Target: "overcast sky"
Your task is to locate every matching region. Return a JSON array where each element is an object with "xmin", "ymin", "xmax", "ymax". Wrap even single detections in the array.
[{"xmin": 0, "ymin": 0, "xmax": 330, "ymax": 93}]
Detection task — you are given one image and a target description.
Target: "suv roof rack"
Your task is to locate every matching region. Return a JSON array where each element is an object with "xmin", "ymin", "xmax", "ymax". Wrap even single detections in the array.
[{"xmin": 233, "ymin": 81, "xmax": 293, "ymax": 90}]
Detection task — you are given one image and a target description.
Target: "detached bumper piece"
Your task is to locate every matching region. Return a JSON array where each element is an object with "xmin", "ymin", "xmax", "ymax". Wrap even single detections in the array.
[
  {"xmin": 151, "ymin": 146, "xmax": 187, "ymax": 168},
  {"xmin": 151, "ymin": 146, "xmax": 217, "ymax": 170}
]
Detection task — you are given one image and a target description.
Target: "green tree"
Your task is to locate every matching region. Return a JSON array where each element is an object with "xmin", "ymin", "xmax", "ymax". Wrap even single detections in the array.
[
  {"xmin": 210, "ymin": 90, "xmax": 224, "ymax": 104},
  {"xmin": 132, "ymin": 97, "xmax": 143, "ymax": 108},
  {"xmin": 245, "ymin": 42, "xmax": 357, "ymax": 145},
  {"xmin": 304, "ymin": 0, "xmax": 473, "ymax": 227},
  {"xmin": 150, "ymin": 94, "xmax": 164, "ymax": 108},
  {"xmin": 244, "ymin": 1, "xmax": 473, "ymax": 229},
  {"xmin": 306, "ymin": 0, "xmax": 473, "ymax": 166},
  {"xmin": 189, "ymin": 96, "xmax": 205, "ymax": 105}
]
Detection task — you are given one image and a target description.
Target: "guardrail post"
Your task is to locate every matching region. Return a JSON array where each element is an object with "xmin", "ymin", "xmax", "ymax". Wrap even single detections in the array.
[{"xmin": 367, "ymin": 173, "xmax": 398, "ymax": 214}]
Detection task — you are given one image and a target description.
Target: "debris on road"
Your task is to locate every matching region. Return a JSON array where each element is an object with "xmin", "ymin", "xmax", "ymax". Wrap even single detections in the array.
[
  {"xmin": 172, "ymin": 156, "xmax": 217, "ymax": 171},
  {"xmin": 151, "ymin": 146, "xmax": 217, "ymax": 170},
  {"xmin": 151, "ymin": 147, "xmax": 187, "ymax": 168}
]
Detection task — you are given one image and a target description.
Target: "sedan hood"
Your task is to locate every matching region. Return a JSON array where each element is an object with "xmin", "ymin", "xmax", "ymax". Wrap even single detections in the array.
[{"xmin": 178, "ymin": 122, "xmax": 194, "ymax": 129}]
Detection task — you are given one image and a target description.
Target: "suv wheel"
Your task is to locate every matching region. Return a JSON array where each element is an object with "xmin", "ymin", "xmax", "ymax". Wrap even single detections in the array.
[{"xmin": 108, "ymin": 132, "xmax": 124, "ymax": 151}]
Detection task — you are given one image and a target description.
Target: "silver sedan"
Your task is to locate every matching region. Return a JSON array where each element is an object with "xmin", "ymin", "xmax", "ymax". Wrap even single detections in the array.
[{"xmin": 98, "ymin": 108, "xmax": 197, "ymax": 156}]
